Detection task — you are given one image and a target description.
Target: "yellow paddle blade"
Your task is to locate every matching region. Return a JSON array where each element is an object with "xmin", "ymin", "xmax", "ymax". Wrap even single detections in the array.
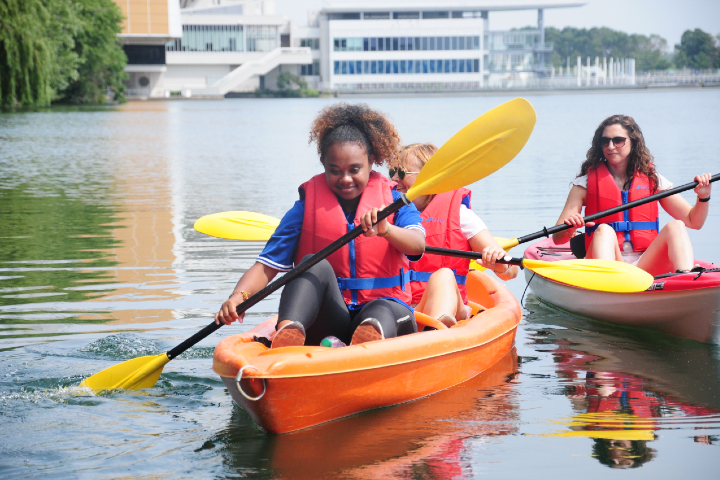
[
  {"xmin": 539, "ymin": 412, "xmax": 656, "ymax": 441},
  {"xmin": 523, "ymin": 259, "xmax": 654, "ymax": 293},
  {"xmin": 406, "ymin": 98, "xmax": 536, "ymax": 201},
  {"xmin": 469, "ymin": 237, "xmax": 514, "ymax": 271},
  {"xmin": 194, "ymin": 211, "xmax": 280, "ymax": 241},
  {"xmin": 540, "ymin": 430, "xmax": 656, "ymax": 441},
  {"xmin": 80, "ymin": 353, "xmax": 170, "ymax": 392}
]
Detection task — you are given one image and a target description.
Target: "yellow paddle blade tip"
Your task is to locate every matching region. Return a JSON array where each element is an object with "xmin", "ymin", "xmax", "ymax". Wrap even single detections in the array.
[
  {"xmin": 194, "ymin": 211, "xmax": 280, "ymax": 241},
  {"xmin": 524, "ymin": 259, "xmax": 654, "ymax": 293},
  {"xmin": 407, "ymin": 98, "xmax": 536, "ymax": 199},
  {"xmin": 80, "ymin": 353, "xmax": 170, "ymax": 392}
]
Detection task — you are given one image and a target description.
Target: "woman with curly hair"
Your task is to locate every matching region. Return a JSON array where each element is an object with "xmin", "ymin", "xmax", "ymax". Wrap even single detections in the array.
[
  {"xmin": 552, "ymin": 114, "xmax": 712, "ymax": 276},
  {"xmin": 389, "ymin": 143, "xmax": 518, "ymax": 326},
  {"xmin": 215, "ymin": 103, "xmax": 425, "ymax": 348}
]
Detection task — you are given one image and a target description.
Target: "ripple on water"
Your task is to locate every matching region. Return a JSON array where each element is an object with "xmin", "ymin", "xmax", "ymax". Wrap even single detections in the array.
[{"xmin": 79, "ymin": 334, "xmax": 161, "ymax": 360}]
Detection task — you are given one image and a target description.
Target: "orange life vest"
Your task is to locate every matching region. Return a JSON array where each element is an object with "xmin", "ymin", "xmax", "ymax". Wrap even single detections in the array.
[
  {"xmin": 294, "ymin": 171, "xmax": 412, "ymax": 306},
  {"xmin": 409, "ymin": 189, "xmax": 472, "ymax": 304},
  {"xmin": 585, "ymin": 162, "xmax": 659, "ymax": 252}
]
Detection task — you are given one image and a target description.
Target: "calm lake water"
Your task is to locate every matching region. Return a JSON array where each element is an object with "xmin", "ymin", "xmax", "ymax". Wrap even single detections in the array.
[{"xmin": 1, "ymin": 90, "xmax": 719, "ymax": 479}]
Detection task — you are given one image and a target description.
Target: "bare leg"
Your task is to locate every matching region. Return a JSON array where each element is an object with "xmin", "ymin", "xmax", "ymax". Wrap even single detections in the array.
[
  {"xmin": 637, "ymin": 220, "xmax": 694, "ymax": 276},
  {"xmin": 416, "ymin": 268, "xmax": 469, "ymax": 321},
  {"xmin": 586, "ymin": 224, "xmax": 623, "ymax": 262}
]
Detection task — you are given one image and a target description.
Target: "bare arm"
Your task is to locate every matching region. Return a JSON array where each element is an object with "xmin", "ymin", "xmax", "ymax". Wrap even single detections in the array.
[
  {"xmin": 552, "ymin": 185, "xmax": 595, "ymax": 244},
  {"xmin": 215, "ymin": 262, "xmax": 279, "ymax": 325},
  {"xmin": 360, "ymin": 205, "xmax": 425, "ymax": 256},
  {"xmin": 468, "ymin": 230, "xmax": 519, "ymax": 280},
  {"xmin": 658, "ymin": 173, "xmax": 712, "ymax": 230}
]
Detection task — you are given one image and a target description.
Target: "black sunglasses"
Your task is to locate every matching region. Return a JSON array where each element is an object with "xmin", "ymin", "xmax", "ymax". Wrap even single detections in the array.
[
  {"xmin": 388, "ymin": 167, "xmax": 420, "ymax": 180},
  {"xmin": 600, "ymin": 136, "xmax": 627, "ymax": 148}
]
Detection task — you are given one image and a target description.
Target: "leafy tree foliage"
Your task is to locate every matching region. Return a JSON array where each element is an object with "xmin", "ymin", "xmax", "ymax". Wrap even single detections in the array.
[
  {"xmin": 674, "ymin": 29, "xmax": 719, "ymax": 69},
  {"xmin": 545, "ymin": 27, "xmax": 672, "ymax": 71},
  {"xmin": 0, "ymin": 0, "xmax": 126, "ymax": 107}
]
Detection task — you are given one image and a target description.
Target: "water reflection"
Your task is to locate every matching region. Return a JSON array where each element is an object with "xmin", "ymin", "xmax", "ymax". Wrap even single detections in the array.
[
  {"xmin": 525, "ymin": 297, "xmax": 720, "ymax": 468},
  {"xmin": 213, "ymin": 349, "xmax": 519, "ymax": 479}
]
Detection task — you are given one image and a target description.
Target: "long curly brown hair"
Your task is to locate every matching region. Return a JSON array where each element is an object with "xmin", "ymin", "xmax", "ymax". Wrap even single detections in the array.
[
  {"xmin": 578, "ymin": 115, "xmax": 659, "ymax": 192},
  {"xmin": 309, "ymin": 103, "xmax": 401, "ymax": 167}
]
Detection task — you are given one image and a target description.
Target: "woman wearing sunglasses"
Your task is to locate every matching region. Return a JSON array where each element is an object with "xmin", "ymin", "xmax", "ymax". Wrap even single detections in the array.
[
  {"xmin": 552, "ymin": 114, "xmax": 712, "ymax": 276},
  {"xmin": 215, "ymin": 103, "xmax": 426, "ymax": 348},
  {"xmin": 390, "ymin": 143, "xmax": 518, "ymax": 326}
]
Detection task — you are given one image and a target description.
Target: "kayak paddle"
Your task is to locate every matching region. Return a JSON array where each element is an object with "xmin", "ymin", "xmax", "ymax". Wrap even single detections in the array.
[
  {"xmin": 424, "ymin": 246, "xmax": 654, "ymax": 293},
  {"xmin": 502, "ymin": 173, "xmax": 719, "ymax": 249},
  {"xmin": 80, "ymin": 97, "xmax": 537, "ymax": 391}
]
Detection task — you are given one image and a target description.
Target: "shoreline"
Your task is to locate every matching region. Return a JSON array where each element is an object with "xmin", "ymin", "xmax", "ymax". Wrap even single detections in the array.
[{"xmin": 123, "ymin": 83, "xmax": 720, "ymax": 101}]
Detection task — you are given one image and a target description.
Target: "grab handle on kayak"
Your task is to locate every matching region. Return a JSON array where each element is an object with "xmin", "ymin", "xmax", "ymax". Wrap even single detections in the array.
[{"xmin": 236, "ymin": 365, "xmax": 266, "ymax": 401}]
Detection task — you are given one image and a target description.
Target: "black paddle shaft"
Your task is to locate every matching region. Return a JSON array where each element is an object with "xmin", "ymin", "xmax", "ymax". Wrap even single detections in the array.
[
  {"xmin": 514, "ymin": 173, "xmax": 719, "ymax": 246},
  {"xmin": 425, "ymin": 246, "xmax": 523, "ymax": 266},
  {"xmin": 166, "ymin": 196, "xmax": 408, "ymax": 360}
]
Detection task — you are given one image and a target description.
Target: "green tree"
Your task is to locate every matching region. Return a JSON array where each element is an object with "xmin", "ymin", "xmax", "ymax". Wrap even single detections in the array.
[
  {"xmin": 0, "ymin": 0, "xmax": 55, "ymax": 107},
  {"xmin": 674, "ymin": 28, "xmax": 718, "ymax": 69},
  {"xmin": 59, "ymin": 0, "xmax": 127, "ymax": 104},
  {"xmin": 0, "ymin": 0, "xmax": 126, "ymax": 107},
  {"xmin": 545, "ymin": 27, "xmax": 671, "ymax": 71}
]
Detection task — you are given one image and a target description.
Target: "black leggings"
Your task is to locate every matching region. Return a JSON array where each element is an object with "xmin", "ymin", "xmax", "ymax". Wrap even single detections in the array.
[{"xmin": 277, "ymin": 256, "xmax": 417, "ymax": 345}]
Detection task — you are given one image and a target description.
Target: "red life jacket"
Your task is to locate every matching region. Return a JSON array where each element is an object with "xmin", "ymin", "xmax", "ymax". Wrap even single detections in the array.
[
  {"xmin": 294, "ymin": 171, "xmax": 412, "ymax": 306},
  {"xmin": 409, "ymin": 189, "xmax": 472, "ymax": 304},
  {"xmin": 585, "ymin": 162, "xmax": 659, "ymax": 252}
]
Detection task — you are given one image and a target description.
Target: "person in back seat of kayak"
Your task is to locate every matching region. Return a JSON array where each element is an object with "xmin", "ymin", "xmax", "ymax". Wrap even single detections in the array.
[
  {"xmin": 215, "ymin": 103, "xmax": 426, "ymax": 348},
  {"xmin": 552, "ymin": 114, "xmax": 712, "ymax": 276},
  {"xmin": 389, "ymin": 143, "xmax": 518, "ymax": 327}
]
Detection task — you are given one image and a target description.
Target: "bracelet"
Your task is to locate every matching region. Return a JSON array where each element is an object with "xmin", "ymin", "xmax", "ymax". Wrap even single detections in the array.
[
  {"xmin": 379, "ymin": 223, "xmax": 392, "ymax": 237},
  {"xmin": 229, "ymin": 290, "xmax": 250, "ymax": 300},
  {"xmin": 698, "ymin": 196, "xmax": 710, "ymax": 203}
]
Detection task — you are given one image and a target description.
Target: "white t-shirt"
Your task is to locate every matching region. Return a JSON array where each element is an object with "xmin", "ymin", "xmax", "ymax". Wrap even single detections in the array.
[
  {"xmin": 459, "ymin": 204, "xmax": 487, "ymax": 240},
  {"xmin": 571, "ymin": 172, "xmax": 672, "ymax": 262}
]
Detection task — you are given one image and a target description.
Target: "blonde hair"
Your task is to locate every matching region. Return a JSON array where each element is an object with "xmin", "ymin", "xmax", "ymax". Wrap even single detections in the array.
[{"xmin": 394, "ymin": 143, "xmax": 438, "ymax": 169}]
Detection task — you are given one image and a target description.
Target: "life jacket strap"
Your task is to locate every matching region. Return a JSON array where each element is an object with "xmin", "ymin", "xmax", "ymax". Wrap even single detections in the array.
[
  {"xmin": 337, "ymin": 268, "xmax": 411, "ymax": 291},
  {"xmin": 586, "ymin": 219, "xmax": 659, "ymax": 236}
]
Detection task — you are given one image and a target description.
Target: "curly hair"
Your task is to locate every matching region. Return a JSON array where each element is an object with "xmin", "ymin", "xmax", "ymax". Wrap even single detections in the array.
[
  {"xmin": 392, "ymin": 143, "xmax": 438, "ymax": 169},
  {"xmin": 309, "ymin": 103, "xmax": 401, "ymax": 167},
  {"xmin": 578, "ymin": 114, "xmax": 659, "ymax": 192}
]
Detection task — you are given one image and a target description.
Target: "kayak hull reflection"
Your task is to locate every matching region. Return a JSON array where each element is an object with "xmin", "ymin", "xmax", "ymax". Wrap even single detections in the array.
[{"xmin": 214, "ymin": 271, "xmax": 521, "ymax": 434}]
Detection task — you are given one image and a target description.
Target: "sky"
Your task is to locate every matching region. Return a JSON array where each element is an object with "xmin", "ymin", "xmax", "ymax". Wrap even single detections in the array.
[{"xmin": 274, "ymin": 0, "xmax": 720, "ymax": 49}]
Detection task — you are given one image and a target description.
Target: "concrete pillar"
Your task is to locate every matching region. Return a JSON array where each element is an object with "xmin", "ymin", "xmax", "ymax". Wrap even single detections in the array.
[
  {"xmin": 603, "ymin": 57, "xmax": 607, "ymax": 85},
  {"xmin": 537, "ymin": 9, "xmax": 545, "ymax": 67},
  {"xmin": 577, "ymin": 56, "xmax": 581, "ymax": 86},
  {"xmin": 609, "ymin": 57, "xmax": 613, "ymax": 85},
  {"xmin": 630, "ymin": 58, "xmax": 635, "ymax": 85},
  {"xmin": 594, "ymin": 56, "xmax": 599, "ymax": 85},
  {"xmin": 586, "ymin": 56, "xmax": 590, "ymax": 86},
  {"xmin": 319, "ymin": 14, "xmax": 331, "ymax": 90}
]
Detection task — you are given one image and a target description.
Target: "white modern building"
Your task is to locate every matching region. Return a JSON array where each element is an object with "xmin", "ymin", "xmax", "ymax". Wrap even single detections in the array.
[
  {"xmin": 115, "ymin": 0, "xmax": 590, "ymax": 97},
  {"xmin": 292, "ymin": 1, "xmax": 586, "ymax": 91}
]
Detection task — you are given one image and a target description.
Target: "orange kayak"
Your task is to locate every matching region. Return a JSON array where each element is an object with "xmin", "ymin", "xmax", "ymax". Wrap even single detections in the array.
[{"xmin": 213, "ymin": 270, "xmax": 521, "ymax": 434}]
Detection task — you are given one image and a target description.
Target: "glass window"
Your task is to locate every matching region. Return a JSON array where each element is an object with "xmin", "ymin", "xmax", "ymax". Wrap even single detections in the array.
[
  {"xmin": 415, "ymin": 60, "xmax": 421, "ymax": 73},
  {"xmin": 444, "ymin": 59, "xmax": 450, "ymax": 73},
  {"xmin": 363, "ymin": 61, "xmax": 369, "ymax": 74},
  {"xmin": 400, "ymin": 60, "xmax": 406, "ymax": 74},
  {"xmin": 385, "ymin": 38, "xmax": 391, "ymax": 51},
  {"xmin": 349, "ymin": 61, "xmax": 355, "ymax": 74},
  {"xmin": 444, "ymin": 37, "xmax": 450, "ymax": 50},
  {"xmin": 328, "ymin": 13, "xmax": 361, "ymax": 20},
  {"xmin": 341, "ymin": 61, "xmax": 347, "ymax": 74},
  {"xmin": 459, "ymin": 59, "xmax": 465, "ymax": 72},
  {"xmin": 363, "ymin": 38, "xmax": 369, "ymax": 51},
  {"xmin": 414, "ymin": 37, "xmax": 421, "ymax": 50},
  {"xmin": 422, "ymin": 11, "xmax": 449, "ymax": 19},
  {"xmin": 452, "ymin": 37, "xmax": 458, "ymax": 50},
  {"xmin": 377, "ymin": 37, "xmax": 384, "ymax": 51},
  {"xmin": 364, "ymin": 12, "xmax": 390, "ymax": 19},
  {"xmin": 473, "ymin": 59, "xmax": 479, "ymax": 72},
  {"xmin": 422, "ymin": 59, "xmax": 428, "ymax": 73},
  {"xmin": 371, "ymin": 61, "xmax": 377, "ymax": 74},
  {"xmin": 436, "ymin": 37, "xmax": 443, "ymax": 50},
  {"xmin": 422, "ymin": 37, "xmax": 428, "ymax": 50},
  {"xmin": 473, "ymin": 36, "xmax": 480, "ymax": 49},
  {"xmin": 393, "ymin": 60, "xmax": 399, "ymax": 74},
  {"xmin": 407, "ymin": 60, "xmax": 413, "ymax": 73},
  {"xmin": 356, "ymin": 61, "xmax": 362, "ymax": 74},
  {"xmin": 370, "ymin": 37, "xmax": 377, "ymax": 51},
  {"xmin": 385, "ymin": 61, "xmax": 391, "ymax": 74},
  {"xmin": 400, "ymin": 37, "xmax": 406, "ymax": 51},
  {"xmin": 246, "ymin": 25, "xmax": 278, "ymax": 52},
  {"xmin": 429, "ymin": 59, "xmax": 436, "ymax": 73},
  {"xmin": 393, "ymin": 12, "xmax": 420, "ymax": 19},
  {"xmin": 392, "ymin": 38, "xmax": 399, "ymax": 50},
  {"xmin": 334, "ymin": 39, "xmax": 340, "ymax": 51},
  {"xmin": 451, "ymin": 59, "xmax": 457, "ymax": 72}
]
